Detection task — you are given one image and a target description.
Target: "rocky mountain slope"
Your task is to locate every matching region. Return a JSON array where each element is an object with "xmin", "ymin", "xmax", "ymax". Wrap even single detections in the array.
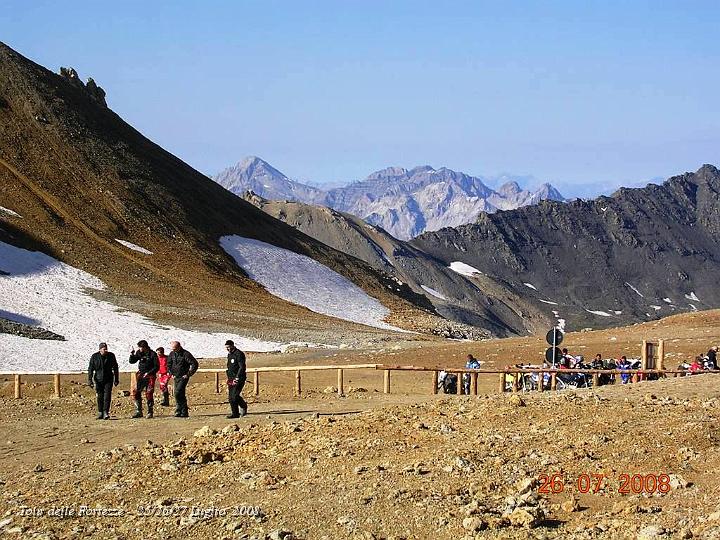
[
  {"xmin": 215, "ymin": 157, "xmax": 564, "ymax": 239},
  {"xmin": 412, "ymin": 165, "xmax": 720, "ymax": 331},
  {"xmin": 0, "ymin": 41, "xmax": 450, "ymax": 346},
  {"xmin": 243, "ymin": 192, "xmax": 551, "ymax": 337}
]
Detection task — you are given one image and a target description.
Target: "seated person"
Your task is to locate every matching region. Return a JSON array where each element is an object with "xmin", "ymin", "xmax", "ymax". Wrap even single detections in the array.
[{"xmin": 690, "ymin": 356, "xmax": 704, "ymax": 373}]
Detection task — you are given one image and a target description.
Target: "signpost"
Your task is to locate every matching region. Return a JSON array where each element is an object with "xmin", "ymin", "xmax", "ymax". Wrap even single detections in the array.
[{"xmin": 545, "ymin": 327, "xmax": 565, "ymax": 367}]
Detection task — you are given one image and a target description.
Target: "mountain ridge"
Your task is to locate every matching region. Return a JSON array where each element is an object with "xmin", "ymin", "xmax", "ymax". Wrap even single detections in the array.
[
  {"xmin": 214, "ymin": 156, "xmax": 565, "ymax": 239},
  {"xmin": 411, "ymin": 164, "xmax": 720, "ymax": 331}
]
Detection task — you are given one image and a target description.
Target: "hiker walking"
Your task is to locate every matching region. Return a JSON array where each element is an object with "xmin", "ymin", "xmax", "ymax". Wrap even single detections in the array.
[
  {"xmin": 88, "ymin": 342, "xmax": 119, "ymax": 420},
  {"xmin": 156, "ymin": 346, "xmax": 171, "ymax": 406},
  {"xmin": 129, "ymin": 340, "xmax": 160, "ymax": 418},
  {"xmin": 167, "ymin": 341, "xmax": 198, "ymax": 418},
  {"xmin": 225, "ymin": 340, "xmax": 248, "ymax": 418}
]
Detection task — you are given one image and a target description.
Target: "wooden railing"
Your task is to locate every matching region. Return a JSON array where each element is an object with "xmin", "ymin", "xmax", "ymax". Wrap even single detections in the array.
[{"xmin": 0, "ymin": 365, "xmax": 707, "ymax": 399}]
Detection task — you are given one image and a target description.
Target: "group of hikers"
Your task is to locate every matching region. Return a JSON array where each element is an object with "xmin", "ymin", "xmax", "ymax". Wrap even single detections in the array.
[{"xmin": 87, "ymin": 339, "xmax": 248, "ymax": 420}]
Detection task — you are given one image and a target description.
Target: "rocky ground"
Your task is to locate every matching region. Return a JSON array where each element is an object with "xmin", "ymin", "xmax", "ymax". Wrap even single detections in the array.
[
  {"xmin": 2, "ymin": 375, "xmax": 720, "ymax": 539},
  {"xmin": 1, "ymin": 310, "xmax": 719, "ymax": 539},
  {"xmin": 0, "ymin": 317, "xmax": 65, "ymax": 341}
]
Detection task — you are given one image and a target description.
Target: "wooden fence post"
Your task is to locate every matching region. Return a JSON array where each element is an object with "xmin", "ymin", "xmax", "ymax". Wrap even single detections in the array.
[
  {"xmin": 592, "ymin": 373, "xmax": 599, "ymax": 388},
  {"xmin": 337, "ymin": 368, "xmax": 344, "ymax": 396},
  {"xmin": 498, "ymin": 372, "xmax": 505, "ymax": 393},
  {"xmin": 457, "ymin": 373, "xmax": 463, "ymax": 395},
  {"xmin": 538, "ymin": 371, "xmax": 544, "ymax": 392},
  {"xmin": 432, "ymin": 371, "xmax": 438, "ymax": 395},
  {"xmin": 658, "ymin": 339, "xmax": 665, "ymax": 370},
  {"xmin": 253, "ymin": 372, "xmax": 259, "ymax": 396},
  {"xmin": 550, "ymin": 372, "xmax": 557, "ymax": 391},
  {"xmin": 214, "ymin": 372, "xmax": 220, "ymax": 394},
  {"xmin": 295, "ymin": 370, "xmax": 301, "ymax": 396},
  {"xmin": 383, "ymin": 370, "xmax": 390, "ymax": 394},
  {"xmin": 512, "ymin": 372, "xmax": 518, "ymax": 393},
  {"xmin": 54, "ymin": 373, "xmax": 61, "ymax": 398},
  {"xmin": 471, "ymin": 372, "xmax": 478, "ymax": 395},
  {"xmin": 14, "ymin": 374, "xmax": 21, "ymax": 399}
]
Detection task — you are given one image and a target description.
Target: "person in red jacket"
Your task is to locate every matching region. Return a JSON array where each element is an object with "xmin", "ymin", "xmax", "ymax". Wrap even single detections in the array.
[
  {"xmin": 156, "ymin": 346, "xmax": 171, "ymax": 407},
  {"xmin": 689, "ymin": 356, "xmax": 704, "ymax": 374}
]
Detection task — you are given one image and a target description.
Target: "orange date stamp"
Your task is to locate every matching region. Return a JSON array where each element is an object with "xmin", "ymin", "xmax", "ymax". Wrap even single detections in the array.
[{"xmin": 538, "ymin": 473, "xmax": 672, "ymax": 495}]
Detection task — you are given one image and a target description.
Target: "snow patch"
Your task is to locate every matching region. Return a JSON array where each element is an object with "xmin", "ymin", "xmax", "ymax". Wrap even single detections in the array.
[
  {"xmin": 539, "ymin": 299, "xmax": 558, "ymax": 305},
  {"xmin": 523, "ymin": 283, "xmax": 538, "ymax": 290},
  {"xmin": 613, "ymin": 310, "xmax": 623, "ymax": 315},
  {"xmin": 220, "ymin": 236, "xmax": 400, "ymax": 331},
  {"xmin": 420, "ymin": 285, "xmax": 447, "ymax": 301},
  {"xmin": 685, "ymin": 292, "xmax": 700, "ymax": 302},
  {"xmin": 0, "ymin": 241, "xmax": 284, "ymax": 372},
  {"xmin": 557, "ymin": 319, "xmax": 566, "ymax": 332},
  {"xmin": 663, "ymin": 298, "xmax": 673, "ymax": 304},
  {"xmin": 115, "ymin": 239, "xmax": 153, "ymax": 255},
  {"xmin": 0, "ymin": 206, "xmax": 22, "ymax": 218},
  {"xmin": 651, "ymin": 305, "xmax": 662, "ymax": 311},
  {"xmin": 624, "ymin": 283, "xmax": 644, "ymax": 298},
  {"xmin": 586, "ymin": 309, "xmax": 612, "ymax": 317},
  {"xmin": 449, "ymin": 261, "xmax": 482, "ymax": 277},
  {"xmin": 689, "ymin": 303, "xmax": 698, "ymax": 311}
]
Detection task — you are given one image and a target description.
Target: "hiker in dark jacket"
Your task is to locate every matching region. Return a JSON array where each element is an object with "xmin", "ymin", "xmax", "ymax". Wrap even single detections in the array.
[
  {"xmin": 167, "ymin": 341, "xmax": 199, "ymax": 417},
  {"xmin": 225, "ymin": 340, "xmax": 248, "ymax": 418},
  {"xmin": 129, "ymin": 340, "xmax": 160, "ymax": 418},
  {"xmin": 88, "ymin": 342, "xmax": 119, "ymax": 420},
  {"xmin": 708, "ymin": 346, "xmax": 718, "ymax": 370}
]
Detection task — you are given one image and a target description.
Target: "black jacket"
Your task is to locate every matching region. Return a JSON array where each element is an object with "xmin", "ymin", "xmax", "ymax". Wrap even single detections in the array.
[
  {"xmin": 708, "ymin": 349, "xmax": 718, "ymax": 369},
  {"xmin": 129, "ymin": 349, "xmax": 160, "ymax": 376},
  {"xmin": 88, "ymin": 352, "xmax": 119, "ymax": 385},
  {"xmin": 167, "ymin": 348, "xmax": 199, "ymax": 378},
  {"xmin": 226, "ymin": 348, "xmax": 246, "ymax": 381}
]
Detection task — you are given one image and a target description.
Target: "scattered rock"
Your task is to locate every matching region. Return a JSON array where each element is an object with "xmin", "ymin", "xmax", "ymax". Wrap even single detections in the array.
[
  {"xmin": 637, "ymin": 524, "xmax": 666, "ymax": 539},
  {"xmin": 509, "ymin": 394, "xmax": 525, "ymax": 407},
  {"xmin": 193, "ymin": 426, "xmax": 217, "ymax": 438}
]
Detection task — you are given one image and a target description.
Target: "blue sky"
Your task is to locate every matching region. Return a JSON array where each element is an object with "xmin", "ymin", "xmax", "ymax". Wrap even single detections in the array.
[{"xmin": 3, "ymin": 0, "xmax": 719, "ymax": 197}]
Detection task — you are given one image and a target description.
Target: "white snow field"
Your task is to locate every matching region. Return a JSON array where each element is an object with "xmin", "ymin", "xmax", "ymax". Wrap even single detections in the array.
[
  {"xmin": 685, "ymin": 292, "xmax": 700, "ymax": 302},
  {"xmin": 420, "ymin": 285, "xmax": 447, "ymax": 301},
  {"xmin": 0, "ymin": 206, "xmax": 22, "ymax": 218},
  {"xmin": 115, "ymin": 239, "xmax": 154, "ymax": 255},
  {"xmin": 449, "ymin": 261, "xmax": 482, "ymax": 277},
  {"xmin": 625, "ymin": 283, "xmax": 644, "ymax": 298},
  {"xmin": 0, "ymin": 241, "xmax": 284, "ymax": 372},
  {"xmin": 586, "ymin": 309, "xmax": 612, "ymax": 317},
  {"xmin": 220, "ymin": 236, "xmax": 400, "ymax": 331}
]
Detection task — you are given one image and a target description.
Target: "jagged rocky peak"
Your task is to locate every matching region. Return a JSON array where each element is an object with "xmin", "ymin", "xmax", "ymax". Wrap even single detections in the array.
[
  {"xmin": 58, "ymin": 66, "xmax": 107, "ymax": 106},
  {"xmin": 366, "ymin": 166, "xmax": 410, "ymax": 180}
]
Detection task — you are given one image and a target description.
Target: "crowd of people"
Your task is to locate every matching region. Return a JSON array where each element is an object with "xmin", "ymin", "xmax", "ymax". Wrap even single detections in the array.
[
  {"xmin": 434, "ymin": 346, "xmax": 720, "ymax": 394},
  {"xmin": 87, "ymin": 339, "xmax": 247, "ymax": 420}
]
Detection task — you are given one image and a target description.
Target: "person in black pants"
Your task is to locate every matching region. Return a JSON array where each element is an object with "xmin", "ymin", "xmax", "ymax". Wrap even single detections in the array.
[
  {"xmin": 129, "ymin": 340, "xmax": 160, "ymax": 419},
  {"xmin": 88, "ymin": 342, "xmax": 119, "ymax": 420},
  {"xmin": 225, "ymin": 340, "xmax": 248, "ymax": 418},
  {"xmin": 167, "ymin": 341, "xmax": 199, "ymax": 417}
]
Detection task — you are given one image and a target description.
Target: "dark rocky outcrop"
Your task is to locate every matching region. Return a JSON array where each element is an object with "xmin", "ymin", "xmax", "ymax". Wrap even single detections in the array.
[{"xmin": 412, "ymin": 165, "xmax": 720, "ymax": 331}]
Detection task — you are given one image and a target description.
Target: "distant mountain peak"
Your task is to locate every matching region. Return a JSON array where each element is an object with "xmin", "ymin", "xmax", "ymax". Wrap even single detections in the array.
[
  {"xmin": 214, "ymin": 158, "xmax": 566, "ymax": 239},
  {"xmin": 366, "ymin": 166, "xmax": 409, "ymax": 180}
]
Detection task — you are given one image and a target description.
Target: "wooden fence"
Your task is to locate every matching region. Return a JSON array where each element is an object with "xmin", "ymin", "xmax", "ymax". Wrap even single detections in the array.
[{"xmin": 0, "ymin": 365, "xmax": 707, "ymax": 399}]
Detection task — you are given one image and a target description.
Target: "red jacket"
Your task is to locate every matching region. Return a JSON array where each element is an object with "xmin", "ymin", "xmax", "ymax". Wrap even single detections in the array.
[{"xmin": 158, "ymin": 354, "xmax": 169, "ymax": 375}]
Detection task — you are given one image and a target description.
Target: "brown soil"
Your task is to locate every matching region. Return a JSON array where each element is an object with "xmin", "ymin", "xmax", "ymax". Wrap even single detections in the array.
[{"xmin": 1, "ymin": 309, "xmax": 719, "ymax": 539}]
